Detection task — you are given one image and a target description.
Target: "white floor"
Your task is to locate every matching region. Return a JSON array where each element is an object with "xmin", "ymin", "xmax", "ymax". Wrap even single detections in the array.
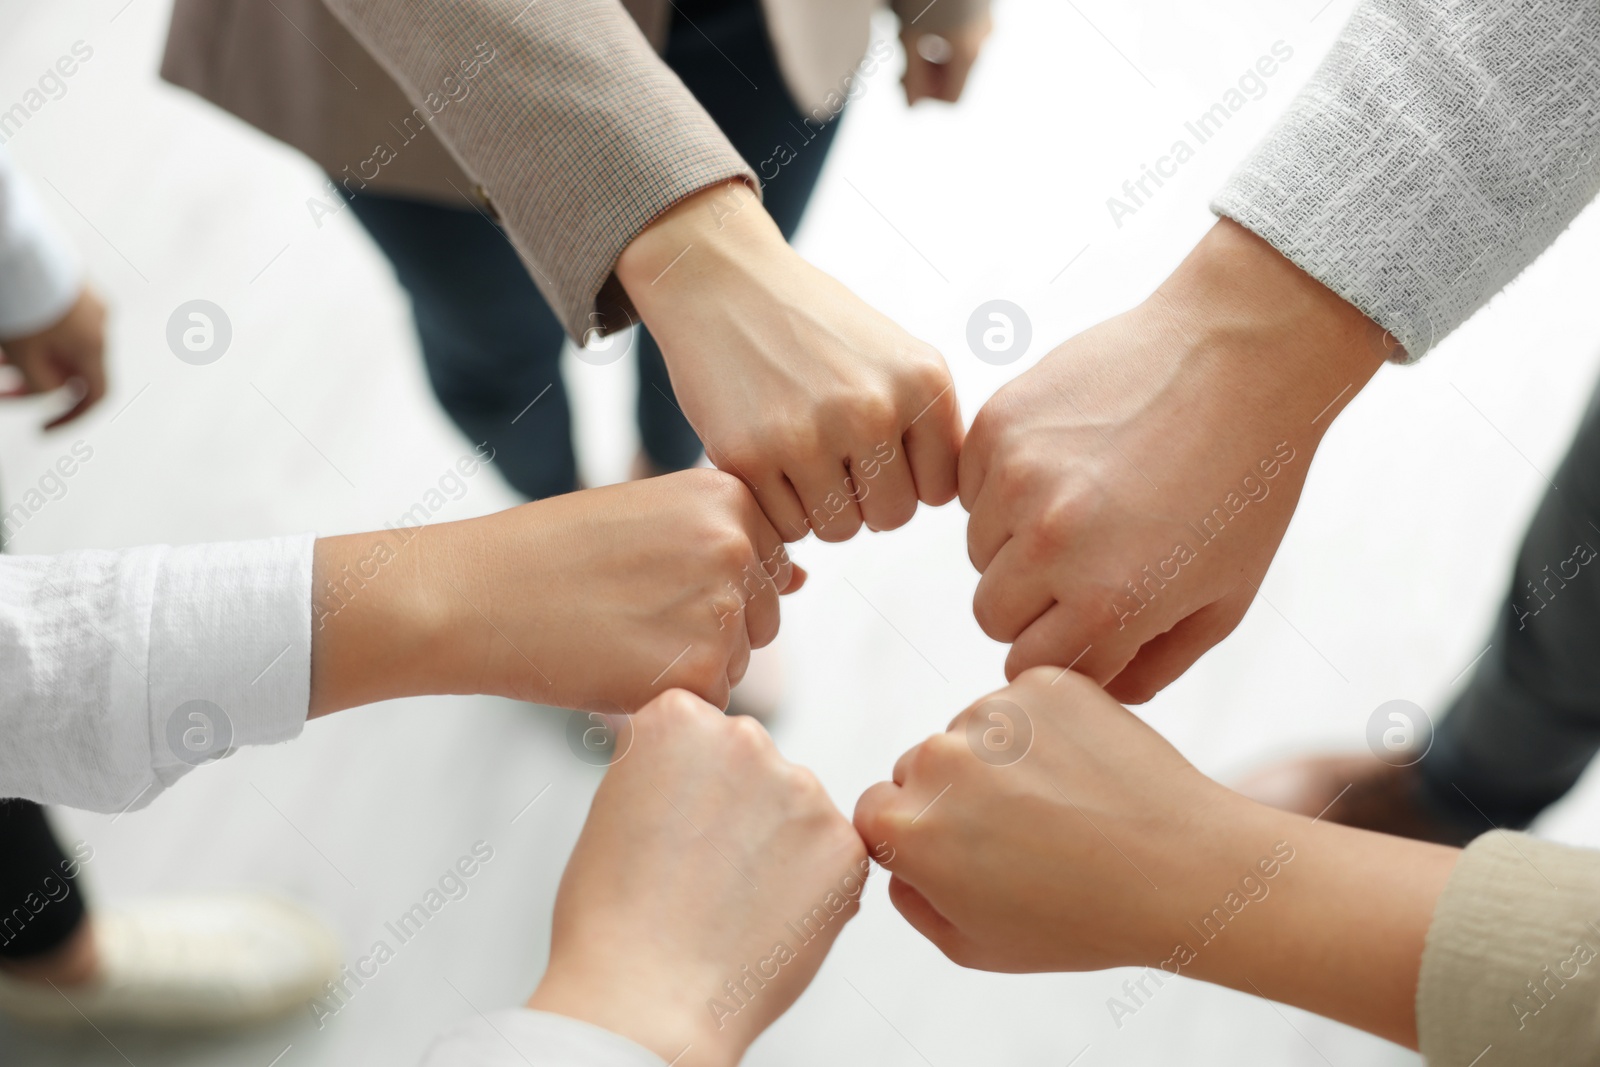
[{"xmin": 4, "ymin": 0, "xmax": 1600, "ymax": 1064}]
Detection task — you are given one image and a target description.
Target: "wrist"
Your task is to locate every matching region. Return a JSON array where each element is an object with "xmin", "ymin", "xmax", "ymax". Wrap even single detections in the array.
[
  {"xmin": 1175, "ymin": 801, "xmax": 1458, "ymax": 1048},
  {"xmin": 528, "ymin": 966, "xmax": 741, "ymax": 1067},
  {"xmin": 307, "ymin": 525, "xmax": 469, "ymax": 716},
  {"xmin": 1149, "ymin": 218, "xmax": 1390, "ymax": 437},
  {"xmin": 615, "ymin": 181, "xmax": 789, "ymax": 321}
]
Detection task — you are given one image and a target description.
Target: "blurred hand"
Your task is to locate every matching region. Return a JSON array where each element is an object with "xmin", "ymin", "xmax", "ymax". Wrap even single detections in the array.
[
  {"xmin": 960, "ymin": 219, "xmax": 1390, "ymax": 701},
  {"xmin": 530, "ymin": 689, "xmax": 868, "ymax": 1067},
  {"xmin": 901, "ymin": 13, "xmax": 993, "ymax": 104},
  {"xmin": 617, "ymin": 182, "xmax": 963, "ymax": 544},
  {"xmin": 309, "ymin": 468, "xmax": 804, "ymax": 715},
  {"xmin": 0, "ymin": 287, "xmax": 107, "ymax": 428}
]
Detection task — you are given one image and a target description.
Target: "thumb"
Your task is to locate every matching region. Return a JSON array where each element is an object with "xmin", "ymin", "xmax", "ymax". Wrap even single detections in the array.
[{"xmin": 779, "ymin": 562, "xmax": 808, "ymax": 595}]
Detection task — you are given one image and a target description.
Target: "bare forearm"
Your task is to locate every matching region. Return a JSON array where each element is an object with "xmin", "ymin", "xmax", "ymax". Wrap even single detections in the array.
[
  {"xmin": 1184, "ymin": 806, "xmax": 1460, "ymax": 1048},
  {"xmin": 307, "ymin": 526, "xmax": 467, "ymax": 717}
]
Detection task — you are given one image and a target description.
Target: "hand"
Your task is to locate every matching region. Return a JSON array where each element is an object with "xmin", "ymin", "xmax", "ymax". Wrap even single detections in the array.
[
  {"xmin": 0, "ymin": 287, "xmax": 108, "ymax": 428},
  {"xmin": 308, "ymin": 468, "xmax": 803, "ymax": 715},
  {"xmin": 901, "ymin": 13, "xmax": 993, "ymax": 105},
  {"xmin": 960, "ymin": 219, "xmax": 1391, "ymax": 700},
  {"xmin": 616, "ymin": 182, "xmax": 963, "ymax": 544},
  {"xmin": 530, "ymin": 689, "xmax": 869, "ymax": 1067},
  {"xmin": 853, "ymin": 667, "xmax": 1459, "ymax": 1047}
]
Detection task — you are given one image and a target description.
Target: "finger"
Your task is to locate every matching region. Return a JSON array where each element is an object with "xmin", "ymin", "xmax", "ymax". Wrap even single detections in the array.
[
  {"xmin": 901, "ymin": 55, "xmax": 932, "ymax": 105},
  {"xmin": 43, "ymin": 381, "xmax": 93, "ymax": 429},
  {"xmin": 725, "ymin": 617, "xmax": 753, "ymax": 692},
  {"xmin": 853, "ymin": 779, "xmax": 905, "ymax": 846},
  {"xmin": 783, "ymin": 563, "xmax": 808, "ymax": 595},
  {"xmin": 790, "ymin": 458, "xmax": 864, "ymax": 543},
  {"xmin": 971, "ymin": 537, "xmax": 1054, "ymax": 642},
  {"xmin": 7, "ymin": 347, "xmax": 64, "ymax": 394},
  {"xmin": 851, "ymin": 445, "xmax": 918, "ymax": 533},
  {"xmin": 1004, "ymin": 600, "xmax": 1140, "ymax": 685},
  {"xmin": 749, "ymin": 471, "xmax": 811, "ymax": 544},
  {"xmin": 956, "ymin": 408, "xmax": 991, "ymax": 512},
  {"xmin": 962, "ymin": 474, "xmax": 1011, "ymax": 572},
  {"xmin": 890, "ymin": 735, "xmax": 941, "ymax": 786},
  {"xmin": 903, "ymin": 380, "xmax": 961, "ymax": 506},
  {"xmin": 887, "ymin": 876, "xmax": 965, "ymax": 956},
  {"xmin": 743, "ymin": 499, "xmax": 795, "ymax": 596},
  {"xmin": 937, "ymin": 56, "xmax": 979, "ymax": 103},
  {"xmin": 739, "ymin": 548, "xmax": 782, "ymax": 651},
  {"xmin": 1106, "ymin": 594, "xmax": 1251, "ymax": 705}
]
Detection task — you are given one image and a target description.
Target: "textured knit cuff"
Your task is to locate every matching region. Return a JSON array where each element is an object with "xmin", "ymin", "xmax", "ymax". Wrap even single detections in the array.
[
  {"xmin": 1418, "ymin": 831, "xmax": 1600, "ymax": 1065},
  {"xmin": 1213, "ymin": 0, "xmax": 1600, "ymax": 362}
]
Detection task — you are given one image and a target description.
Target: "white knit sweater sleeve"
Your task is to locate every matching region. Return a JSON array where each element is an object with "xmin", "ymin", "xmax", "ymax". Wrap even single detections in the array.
[{"xmin": 1212, "ymin": 0, "xmax": 1600, "ymax": 360}]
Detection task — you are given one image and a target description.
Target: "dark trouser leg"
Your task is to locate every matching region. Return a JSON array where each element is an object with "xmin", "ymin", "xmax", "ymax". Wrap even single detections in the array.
[
  {"xmin": 0, "ymin": 801, "xmax": 86, "ymax": 962},
  {"xmin": 342, "ymin": 190, "xmax": 578, "ymax": 501},
  {"xmin": 1420, "ymin": 384, "xmax": 1600, "ymax": 829},
  {"xmin": 634, "ymin": 0, "xmax": 846, "ymax": 471}
]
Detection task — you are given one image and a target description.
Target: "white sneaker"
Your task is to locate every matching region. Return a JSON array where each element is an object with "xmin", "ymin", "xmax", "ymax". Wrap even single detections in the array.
[{"xmin": 0, "ymin": 894, "xmax": 341, "ymax": 1028}]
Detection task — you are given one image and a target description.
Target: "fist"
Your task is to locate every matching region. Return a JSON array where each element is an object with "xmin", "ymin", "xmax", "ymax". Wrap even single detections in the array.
[
  {"xmin": 433, "ymin": 468, "xmax": 803, "ymax": 711},
  {"xmin": 531, "ymin": 690, "xmax": 868, "ymax": 1067}
]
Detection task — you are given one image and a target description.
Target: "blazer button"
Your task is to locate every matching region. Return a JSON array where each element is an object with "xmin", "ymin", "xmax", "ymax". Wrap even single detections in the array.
[{"xmin": 473, "ymin": 184, "xmax": 502, "ymax": 224}]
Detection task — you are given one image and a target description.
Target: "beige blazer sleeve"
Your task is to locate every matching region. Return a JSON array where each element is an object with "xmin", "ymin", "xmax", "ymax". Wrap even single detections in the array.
[
  {"xmin": 1418, "ymin": 831, "xmax": 1600, "ymax": 1065},
  {"xmin": 319, "ymin": 0, "xmax": 756, "ymax": 343}
]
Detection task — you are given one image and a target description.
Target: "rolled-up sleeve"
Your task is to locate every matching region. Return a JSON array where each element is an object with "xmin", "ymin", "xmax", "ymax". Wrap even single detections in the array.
[{"xmin": 0, "ymin": 534, "xmax": 314, "ymax": 812}]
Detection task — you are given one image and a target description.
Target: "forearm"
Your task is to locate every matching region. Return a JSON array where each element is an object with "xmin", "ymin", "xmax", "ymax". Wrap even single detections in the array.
[
  {"xmin": 1179, "ymin": 804, "xmax": 1459, "ymax": 1048},
  {"xmin": 1151, "ymin": 217, "xmax": 1389, "ymax": 438},
  {"xmin": 307, "ymin": 526, "xmax": 464, "ymax": 717}
]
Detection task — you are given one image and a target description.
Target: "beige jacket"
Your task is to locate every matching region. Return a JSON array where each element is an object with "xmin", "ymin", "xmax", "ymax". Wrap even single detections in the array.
[
  {"xmin": 160, "ymin": 0, "xmax": 984, "ymax": 342},
  {"xmin": 1421, "ymin": 832, "xmax": 1600, "ymax": 1064}
]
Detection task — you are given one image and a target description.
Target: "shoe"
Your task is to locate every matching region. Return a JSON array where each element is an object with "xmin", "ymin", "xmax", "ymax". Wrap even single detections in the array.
[
  {"xmin": 0, "ymin": 893, "xmax": 341, "ymax": 1028},
  {"xmin": 1233, "ymin": 753, "xmax": 1488, "ymax": 847}
]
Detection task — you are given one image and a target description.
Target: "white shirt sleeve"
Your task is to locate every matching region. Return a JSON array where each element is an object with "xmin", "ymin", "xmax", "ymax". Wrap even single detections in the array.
[
  {"xmin": 419, "ymin": 1009, "xmax": 667, "ymax": 1067},
  {"xmin": 0, "ymin": 145, "xmax": 83, "ymax": 338},
  {"xmin": 0, "ymin": 534, "xmax": 315, "ymax": 812}
]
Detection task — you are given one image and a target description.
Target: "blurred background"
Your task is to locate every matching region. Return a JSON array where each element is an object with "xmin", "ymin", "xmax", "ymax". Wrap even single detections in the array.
[{"xmin": 3, "ymin": 0, "xmax": 1599, "ymax": 1063}]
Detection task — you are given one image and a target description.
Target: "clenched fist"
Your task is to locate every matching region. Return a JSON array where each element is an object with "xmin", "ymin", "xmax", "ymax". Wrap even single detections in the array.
[
  {"xmin": 617, "ymin": 182, "xmax": 964, "ymax": 544},
  {"xmin": 309, "ymin": 468, "xmax": 802, "ymax": 715},
  {"xmin": 959, "ymin": 220, "xmax": 1389, "ymax": 701},
  {"xmin": 531, "ymin": 689, "xmax": 868, "ymax": 1067}
]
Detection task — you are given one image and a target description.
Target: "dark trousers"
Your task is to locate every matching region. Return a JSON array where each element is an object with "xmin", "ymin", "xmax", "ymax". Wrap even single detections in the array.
[
  {"xmin": 343, "ymin": 0, "xmax": 841, "ymax": 501},
  {"xmin": 1421, "ymin": 380, "xmax": 1600, "ymax": 830},
  {"xmin": 0, "ymin": 801, "xmax": 86, "ymax": 961}
]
